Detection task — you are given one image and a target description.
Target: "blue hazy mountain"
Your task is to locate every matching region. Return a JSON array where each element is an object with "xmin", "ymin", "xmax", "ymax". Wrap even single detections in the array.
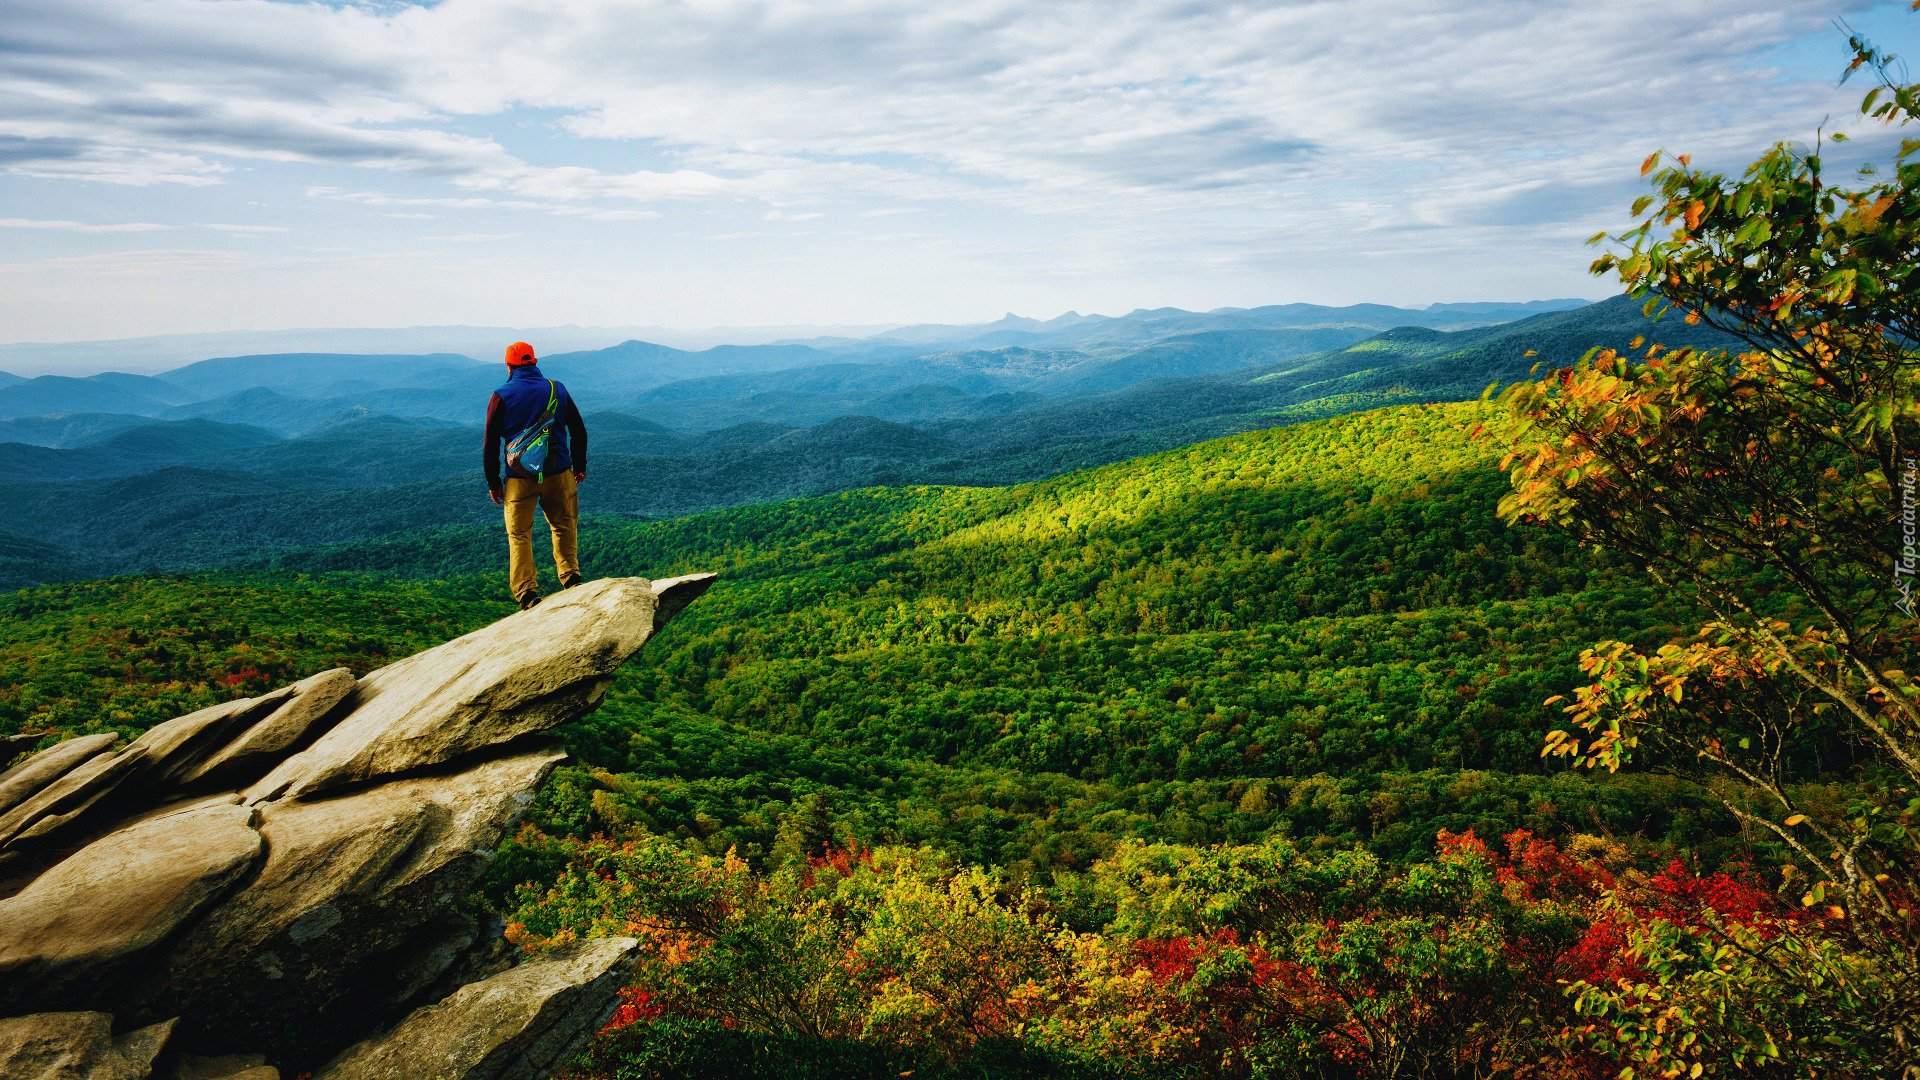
[
  {"xmin": 0, "ymin": 419, "xmax": 284, "ymax": 479},
  {"xmin": 539, "ymin": 340, "xmax": 839, "ymax": 394},
  {"xmin": 0, "ymin": 294, "xmax": 1750, "ymax": 593},
  {"xmin": 855, "ymin": 299, "xmax": 1592, "ymax": 351},
  {"xmin": 158, "ymin": 352, "xmax": 494, "ymax": 399},
  {"xmin": 0, "ymin": 372, "xmax": 198, "ymax": 419},
  {"xmin": 159, "ymin": 387, "xmax": 483, "ymax": 436},
  {"xmin": 0, "ymin": 301, "xmax": 1593, "ymax": 433},
  {"xmin": 0, "ymin": 412, "xmax": 158, "ymax": 448}
]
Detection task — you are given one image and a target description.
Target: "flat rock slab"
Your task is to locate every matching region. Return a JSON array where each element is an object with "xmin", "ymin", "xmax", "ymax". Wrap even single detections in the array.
[
  {"xmin": 180, "ymin": 668, "xmax": 357, "ymax": 789},
  {"xmin": 0, "ymin": 803, "xmax": 263, "ymax": 1014},
  {"xmin": 0, "ymin": 1012, "xmax": 176, "ymax": 1080},
  {"xmin": 126, "ymin": 689, "xmax": 297, "ymax": 790},
  {"xmin": 0, "ymin": 734, "xmax": 119, "ymax": 819},
  {"xmin": 312, "ymin": 937, "xmax": 640, "ymax": 1080},
  {"xmin": 117, "ymin": 744, "xmax": 568, "ymax": 1057},
  {"xmin": 248, "ymin": 577, "xmax": 704, "ymax": 803},
  {"xmin": 0, "ymin": 750, "xmax": 126, "ymax": 850},
  {"xmin": 0, "ymin": 690, "xmax": 292, "ymax": 852}
]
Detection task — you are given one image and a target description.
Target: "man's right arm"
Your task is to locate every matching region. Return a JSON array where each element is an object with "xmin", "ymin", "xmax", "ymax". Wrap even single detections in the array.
[{"xmin": 483, "ymin": 392, "xmax": 504, "ymax": 500}]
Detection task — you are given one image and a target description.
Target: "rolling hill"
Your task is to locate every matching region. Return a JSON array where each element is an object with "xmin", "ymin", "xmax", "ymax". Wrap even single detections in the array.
[
  {"xmin": 0, "ymin": 412, "xmax": 158, "ymax": 448},
  {"xmin": 1, "ymin": 403, "xmax": 1717, "ymax": 880},
  {"xmin": 0, "ymin": 419, "xmax": 283, "ymax": 480},
  {"xmin": 0, "ymin": 372, "xmax": 197, "ymax": 419}
]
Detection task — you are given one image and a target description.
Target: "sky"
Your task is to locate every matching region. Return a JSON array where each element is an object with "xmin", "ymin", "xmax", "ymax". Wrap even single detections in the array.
[{"xmin": 1, "ymin": 0, "xmax": 1916, "ymax": 343}]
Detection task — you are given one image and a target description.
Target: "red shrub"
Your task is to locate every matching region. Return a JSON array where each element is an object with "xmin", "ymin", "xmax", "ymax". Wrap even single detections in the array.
[{"xmin": 602, "ymin": 986, "xmax": 662, "ymax": 1031}]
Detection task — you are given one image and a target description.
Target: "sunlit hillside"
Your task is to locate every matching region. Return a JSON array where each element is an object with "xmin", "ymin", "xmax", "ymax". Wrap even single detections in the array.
[{"xmin": 4, "ymin": 403, "xmax": 1723, "ymax": 884}]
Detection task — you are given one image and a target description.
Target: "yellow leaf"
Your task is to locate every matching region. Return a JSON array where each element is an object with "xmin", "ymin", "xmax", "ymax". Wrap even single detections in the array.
[{"xmin": 1785, "ymin": 814, "xmax": 1806, "ymax": 826}]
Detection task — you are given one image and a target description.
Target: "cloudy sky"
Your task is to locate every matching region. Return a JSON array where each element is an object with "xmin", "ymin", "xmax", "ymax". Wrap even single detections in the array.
[{"xmin": 1, "ymin": 0, "xmax": 1914, "ymax": 342}]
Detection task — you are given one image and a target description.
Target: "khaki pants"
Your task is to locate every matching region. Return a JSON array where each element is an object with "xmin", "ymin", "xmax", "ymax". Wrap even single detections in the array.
[{"xmin": 503, "ymin": 470, "xmax": 580, "ymax": 601}]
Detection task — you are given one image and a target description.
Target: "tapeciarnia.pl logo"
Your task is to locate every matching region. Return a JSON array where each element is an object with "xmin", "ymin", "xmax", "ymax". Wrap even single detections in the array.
[{"xmin": 1898, "ymin": 456, "xmax": 1917, "ymax": 617}]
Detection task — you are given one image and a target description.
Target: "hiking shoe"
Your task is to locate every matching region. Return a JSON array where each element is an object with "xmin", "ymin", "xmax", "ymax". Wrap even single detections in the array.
[
  {"xmin": 561, "ymin": 574, "xmax": 584, "ymax": 590},
  {"xmin": 516, "ymin": 592, "xmax": 541, "ymax": 611}
]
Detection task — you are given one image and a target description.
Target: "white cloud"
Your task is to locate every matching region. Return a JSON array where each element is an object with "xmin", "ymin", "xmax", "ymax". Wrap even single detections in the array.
[
  {"xmin": 0, "ymin": 217, "xmax": 170, "ymax": 232},
  {"xmin": 561, "ymin": 208, "xmax": 662, "ymax": 221},
  {"xmin": 204, "ymin": 223, "xmax": 289, "ymax": 233},
  {"xmin": 1, "ymin": 0, "xmax": 1880, "ymax": 222},
  {"xmin": 0, "ymin": 0, "xmax": 1902, "ymax": 338}
]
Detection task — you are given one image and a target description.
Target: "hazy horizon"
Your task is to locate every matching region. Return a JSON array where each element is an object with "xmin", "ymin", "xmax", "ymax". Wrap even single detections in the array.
[{"xmin": 0, "ymin": 297, "xmax": 1599, "ymax": 377}]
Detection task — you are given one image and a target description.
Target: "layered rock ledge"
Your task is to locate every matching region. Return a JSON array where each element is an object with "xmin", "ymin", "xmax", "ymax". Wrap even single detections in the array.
[{"xmin": 0, "ymin": 574, "xmax": 714, "ymax": 1080}]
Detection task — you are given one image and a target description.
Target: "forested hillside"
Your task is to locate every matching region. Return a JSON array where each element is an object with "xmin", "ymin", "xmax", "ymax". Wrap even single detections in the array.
[
  {"xmin": 3, "ymin": 403, "xmax": 1727, "ymax": 879},
  {"xmin": 5, "ymin": 388, "xmax": 1888, "ymax": 1078}
]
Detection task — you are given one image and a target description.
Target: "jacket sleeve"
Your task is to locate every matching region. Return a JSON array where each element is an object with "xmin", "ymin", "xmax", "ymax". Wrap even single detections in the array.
[
  {"xmin": 562, "ymin": 393, "xmax": 587, "ymax": 473},
  {"xmin": 483, "ymin": 392, "xmax": 504, "ymax": 492}
]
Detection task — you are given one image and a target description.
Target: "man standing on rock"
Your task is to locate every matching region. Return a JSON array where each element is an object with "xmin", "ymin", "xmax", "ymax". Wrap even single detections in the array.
[{"xmin": 485, "ymin": 341, "xmax": 589, "ymax": 610}]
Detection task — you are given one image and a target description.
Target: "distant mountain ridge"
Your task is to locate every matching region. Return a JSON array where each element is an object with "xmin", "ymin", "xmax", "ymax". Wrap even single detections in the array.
[
  {"xmin": 0, "ymin": 293, "xmax": 1749, "ymax": 591},
  {"xmin": 859, "ymin": 298, "xmax": 1590, "ymax": 350},
  {"xmin": 0, "ymin": 299, "xmax": 1594, "ymax": 379},
  {"xmin": 0, "ymin": 298, "xmax": 1593, "ymax": 432}
]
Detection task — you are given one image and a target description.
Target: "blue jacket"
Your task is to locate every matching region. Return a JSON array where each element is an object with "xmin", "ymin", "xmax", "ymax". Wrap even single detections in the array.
[{"xmin": 483, "ymin": 364, "xmax": 587, "ymax": 491}]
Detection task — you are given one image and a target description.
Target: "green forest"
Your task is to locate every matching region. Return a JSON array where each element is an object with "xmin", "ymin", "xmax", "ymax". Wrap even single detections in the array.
[
  {"xmin": 1, "ymin": 403, "xmax": 1727, "ymax": 880},
  {"xmin": 3, "ymin": 382, "xmax": 1901, "ymax": 1077}
]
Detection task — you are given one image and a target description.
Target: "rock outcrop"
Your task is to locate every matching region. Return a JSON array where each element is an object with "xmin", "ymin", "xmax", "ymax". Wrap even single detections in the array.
[
  {"xmin": 0, "ymin": 574, "xmax": 713, "ymax": 1080},
  {"xmin": 312, "ymin": 937, "xmax": 641, "ymax": 1080},
  {"xmin": 0, "ymin": 803, "xmax": 264, "ymax": 1015},
  {"xmin": 0, "ymin": 1014, "xmax": 176, "ymax": 1080}
]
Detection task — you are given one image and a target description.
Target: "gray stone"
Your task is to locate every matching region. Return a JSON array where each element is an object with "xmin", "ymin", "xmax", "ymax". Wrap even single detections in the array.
[
  {"xmin": 0, "ymin": 691, "xmax": 291, "ymax": 851},
  {"xmin": 135, "ymin": 688, "xmax": 298, "ymax": 790},
  {"xmin": 649, "ymin": 573, "xmax": 716, "ymax": 632},
  {"xmin": 178, "ymin": 669, "xmax": 357, "ymax": 789},
  {"xmin": 0, "ymin": 1013, "xmax": 176, "ymax": 1080},
  {"xmin": 247, "ymin": 578, "xmax": 697, "ymax": 803},
  {"xmin": 0, "ymin": 803, "xmax": 263, "ymax": 1014},
  {"xmin": 0, "ymin": 734, "xmax": 119, "ymax": 818},
  {"xmin": 311, "ymin": 937, "xmax": 640, "ymax": 1080},
  {"xmin": 116, "ymin": 744, "xmax": 567, "ymax": 1057},
  {"xmin": 2, "ymin": 731, "xmax": 43, "ymax": 759},
  {"xmin": 0, "ymin": 751, "xmax": 128, "ymax": 850}
]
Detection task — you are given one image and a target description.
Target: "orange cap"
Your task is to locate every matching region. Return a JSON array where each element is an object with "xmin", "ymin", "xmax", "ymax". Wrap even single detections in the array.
[{"xmin": 505, "ymin": 341, "xmax": 537, "ymax": 366}]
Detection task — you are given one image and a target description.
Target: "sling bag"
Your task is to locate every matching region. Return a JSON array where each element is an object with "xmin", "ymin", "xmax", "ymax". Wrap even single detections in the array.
[{"xmin": 503, "ymin": 379, "xmax": 560, "ymax": 482}]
